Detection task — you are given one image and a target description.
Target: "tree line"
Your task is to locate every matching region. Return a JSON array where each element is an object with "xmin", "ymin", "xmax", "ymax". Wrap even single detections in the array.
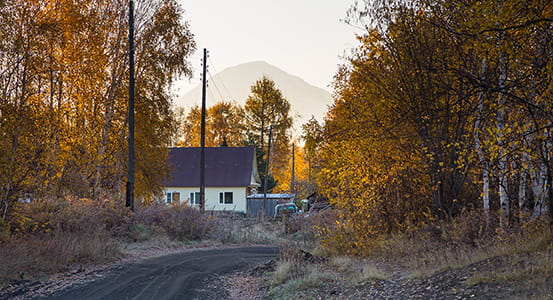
[{"xmin": 314, "ymin": 0, "xmax": 553, "ymax": 253}]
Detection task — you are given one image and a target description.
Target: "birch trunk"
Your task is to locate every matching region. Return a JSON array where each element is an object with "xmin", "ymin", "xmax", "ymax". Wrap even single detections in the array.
[
  {"xmin": 474, "ymin": 59, "xmax": 490, "ymax": 216},
  {"xmin": 94, "ymin": 13, "xmax": 125, "ymax": 197},
  {"xmin": 531, "ymin": 159, "xmax": 547, "ymax": 217},
  {"xmin": 498, "ymin": 48, "xmax": 509, "ymax": 227}
]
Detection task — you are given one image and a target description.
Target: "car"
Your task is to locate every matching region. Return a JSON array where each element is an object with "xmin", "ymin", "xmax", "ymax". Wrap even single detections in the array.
[{"xmin": 273, "ymin": 203, "xmax": 300, "ymax": 218}]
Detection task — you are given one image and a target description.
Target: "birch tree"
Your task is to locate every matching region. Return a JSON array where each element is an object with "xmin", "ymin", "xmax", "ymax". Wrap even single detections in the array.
[{"xmin": 0, "ymin": 0, "xmax": 195, "ymax": 219}]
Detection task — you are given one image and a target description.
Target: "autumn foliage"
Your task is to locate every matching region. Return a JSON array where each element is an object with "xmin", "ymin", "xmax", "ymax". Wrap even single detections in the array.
[
  {"xmin": 317, "ymin": 0, "xmax": 553, "ymax": 254},
  {"xmin": 0, "ymin": 0, "xmax": 195, "ymax": 222}
]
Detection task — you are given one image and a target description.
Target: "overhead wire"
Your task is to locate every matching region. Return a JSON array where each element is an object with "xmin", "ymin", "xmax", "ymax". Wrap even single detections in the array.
[
  {"xmin": 208, "ymin": 57, "xmax": 236, "ymax": 102},
  {"xmin": 207, "ymin": 68, "xmax": 227, "ymax": 102},
  {"xmin": 206, "ymin": 81, "xmax": 217, "ymax": 104}
]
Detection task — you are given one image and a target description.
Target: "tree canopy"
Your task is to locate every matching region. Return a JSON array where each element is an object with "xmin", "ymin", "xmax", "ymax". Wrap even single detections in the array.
[
  {"xmin": 317, "ymin": 0, "xmax": 553, "ymax": 254},
  {"xmin": 0, "ymin": 0, "xmax": 195, "ymax": 221}
]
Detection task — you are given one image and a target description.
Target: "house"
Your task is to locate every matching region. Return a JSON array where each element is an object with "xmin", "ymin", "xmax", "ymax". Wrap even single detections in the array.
[
  {"xmin": 246, "ymin": 193, "xmax": 296, "ymax": 216},
  {"xmin": 163, "ymin": 147, "xmax": 261, "ymax": 213}
]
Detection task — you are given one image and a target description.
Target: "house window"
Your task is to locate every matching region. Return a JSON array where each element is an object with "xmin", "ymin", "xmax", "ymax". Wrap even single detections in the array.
[
  {"xmin": 166, "ymin": 192, "xmax": 180, "ymax": 204},
  {"xmin": 219, "ymin": 192, "xmax": 233, "ymax": 204},
  {"xmin": 190, "ymin": 192, "xmax": 201, "ymax": 205}
]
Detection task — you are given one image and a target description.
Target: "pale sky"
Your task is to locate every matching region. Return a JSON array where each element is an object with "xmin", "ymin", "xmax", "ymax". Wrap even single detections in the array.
[{"xmin": 173, "ymin": 0, "xmax": 361, "ymax": 95}]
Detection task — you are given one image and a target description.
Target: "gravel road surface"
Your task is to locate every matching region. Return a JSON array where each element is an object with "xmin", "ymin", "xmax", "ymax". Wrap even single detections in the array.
[{"xmin": 45, "ymin": 246, "xmax": 279, "ymax": 300}]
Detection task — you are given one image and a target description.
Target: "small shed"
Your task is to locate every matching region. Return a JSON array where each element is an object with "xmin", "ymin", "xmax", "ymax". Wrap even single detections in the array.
[{"xmin": 247, "ymin": 193, "xmax": 296, "ymax": 216}]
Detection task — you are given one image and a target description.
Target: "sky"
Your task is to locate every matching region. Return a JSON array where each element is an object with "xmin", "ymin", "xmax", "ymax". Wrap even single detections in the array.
[{"xmin": 172, "ymin": 0, "xmax": 361, "ymax": 96}]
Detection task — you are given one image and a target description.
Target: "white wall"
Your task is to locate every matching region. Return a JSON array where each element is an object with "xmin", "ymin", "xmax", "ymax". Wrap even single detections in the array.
[{"xmin": 163, "ymin": 186, "xmax": 247, "ymax": 213}]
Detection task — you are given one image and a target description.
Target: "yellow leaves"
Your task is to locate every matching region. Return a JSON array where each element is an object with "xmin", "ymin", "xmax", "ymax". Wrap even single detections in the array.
[
  {"xmin": 11, "ymin": 213, "xmax": 52, "ymax": 235},
  {"xmin": 0, "ymin": 0, "xmax": 197, "ymax": 208}
]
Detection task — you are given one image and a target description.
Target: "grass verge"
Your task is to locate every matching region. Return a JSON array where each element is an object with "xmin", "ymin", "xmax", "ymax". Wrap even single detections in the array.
[{"xmin": 265, "ymin": 211, "xmax": 553, "ymax": 299}]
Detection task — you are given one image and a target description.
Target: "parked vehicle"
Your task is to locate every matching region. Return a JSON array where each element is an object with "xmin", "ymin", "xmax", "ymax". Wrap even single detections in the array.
[{"xmin": 273, "ymin": 203, "xmax": 300, "ymax": 218}]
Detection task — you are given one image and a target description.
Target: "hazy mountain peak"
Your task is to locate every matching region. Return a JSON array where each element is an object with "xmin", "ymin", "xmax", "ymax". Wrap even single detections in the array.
[{"xmin": 174, "ymin": 61, "xmax": 332, "ymax": 130}]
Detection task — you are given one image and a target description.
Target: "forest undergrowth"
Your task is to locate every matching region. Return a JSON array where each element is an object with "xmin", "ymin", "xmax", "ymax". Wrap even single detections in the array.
[{"xmin": 267, "ymin": 210, "xmax": 553, "ymax": 299}]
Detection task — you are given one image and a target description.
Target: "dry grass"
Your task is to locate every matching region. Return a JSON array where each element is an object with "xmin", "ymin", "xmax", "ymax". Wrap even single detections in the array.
[
  {"xmin": 267, "ymin": 240, "xmax": 337, "ymax": 299},
  {"xmin": 0, "ymin": 197, "xmax": 128, "ymax": 285},
  {"xmin": 272, "ymin": 244, "xmax": 307, "ymax": 285},
  {"xmin": 267, "ymin": 264, "xmax": 334, "ymax": 299},
  {"xmin": 0, "ymin": 228, "xmax": 121, "ymax": 285},
  {"xmin": 330, "ymin": 256, "xmax": 388, "ymax": 282},
  {"xmin": 367, "ymin": 216, "xmax": 553, "ymax": 278},
  {"xmin": 0, "ymin": 198, "xmax": 276, "ymax": 287},
  {"xmin": 361, "ymin": 216, "xmax": 553, "ymax": 299},
  {"xmin": 463, "ymin": 229, "xmax": 553, "ymax": 295},
  {"xmin": 266, "ymin": 210, "xmax": 553, "ymax": 299}
]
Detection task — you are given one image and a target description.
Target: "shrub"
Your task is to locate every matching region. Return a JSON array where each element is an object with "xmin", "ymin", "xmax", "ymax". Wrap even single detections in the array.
[
  {"xmin": 127, "ymin": 223, "xmax": 153, "ymax": 242},
  {"xmin": 207, "ymin": 215, "xmax": 284, "ymax": 244},
  {"xmin": 439, "ymin": 209, "xmax": 497, "ymax": 248},
  {"xmin": 0, "ymin": 197, "xmax": 126, "ymax": 284},
  {"xmin": 8, "ymin": 197, "xmax": 131, "ymax": 238},
  {"xmin": 134, "ymin": 203, "xmax": 210, "ymax": 241},
  {"xmin": 0, "ymin": 230, "xmax": 120, "ymax": 282}
]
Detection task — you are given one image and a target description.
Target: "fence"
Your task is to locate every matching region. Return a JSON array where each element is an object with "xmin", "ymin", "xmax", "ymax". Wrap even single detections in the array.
[{"xmin": 246, "ymin": 198, "xmax": 280, "ymax": 217}]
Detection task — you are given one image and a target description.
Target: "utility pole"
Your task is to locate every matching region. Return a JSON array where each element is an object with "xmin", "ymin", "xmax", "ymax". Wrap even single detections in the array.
[
  {"xmin": 126, "ymin": 0, "xmax": 135, "ymax": 212},
  {"xmin": 199, "ymin": 48, "xmax": 207, "ymax": 213},
  {"xmin": 262, "ymin": 125, "xmax": 273, "ymax": 216},
  {"xmin": 291, "ymin": 142, "xmax": 295, "ymax": 194}
]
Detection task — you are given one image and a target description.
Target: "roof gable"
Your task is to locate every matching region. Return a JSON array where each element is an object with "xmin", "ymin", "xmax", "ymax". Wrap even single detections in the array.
[{"xmin": 166, "ymin": 147, "xmax": 259, "ymax": 187}]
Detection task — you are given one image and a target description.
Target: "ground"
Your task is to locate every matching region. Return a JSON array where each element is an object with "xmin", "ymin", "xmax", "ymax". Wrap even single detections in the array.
[
  {"xmin": 2, "ymin": 244, "xmax": 552, "ymax": 299},
  {"xmin": 1, "ymin": 245, "xmax": 278, "ymax": 299},
  {"xmin": 262, "ymin": 251, "xmax": 553, "ymax": 300},
  {"xmin": 2, "ymin": 215, "xmax": 552, "ymax": 299}
]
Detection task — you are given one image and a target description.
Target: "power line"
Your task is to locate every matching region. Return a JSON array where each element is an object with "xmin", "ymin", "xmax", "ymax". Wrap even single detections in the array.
[
  {"xmin": 208, "ymin": 57, "xmax": 236, "ymax": 102},
  {"xmin": 206, "ymin": 84, "xmax": 217, "ymax": 102},
  {"xmin": 207, "ymin": 69, "xmax": 226, "ymax": 102}
]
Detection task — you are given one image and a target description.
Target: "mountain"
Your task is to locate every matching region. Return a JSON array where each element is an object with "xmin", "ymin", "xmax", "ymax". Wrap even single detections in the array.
[{"xmin": 174, "ymin": 61, "xmax": 333, "ymax": 131}]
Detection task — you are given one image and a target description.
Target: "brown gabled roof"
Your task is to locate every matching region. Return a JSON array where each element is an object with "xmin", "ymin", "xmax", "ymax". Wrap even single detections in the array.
[{"xmin": 165, "ymin": 147, "xmax": 259, "ymax": 187}]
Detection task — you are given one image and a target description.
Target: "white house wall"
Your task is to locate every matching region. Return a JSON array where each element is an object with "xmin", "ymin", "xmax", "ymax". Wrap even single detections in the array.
[{"xmin": 163, "ymin": 187, "xmax": 247, "ymax": 213}]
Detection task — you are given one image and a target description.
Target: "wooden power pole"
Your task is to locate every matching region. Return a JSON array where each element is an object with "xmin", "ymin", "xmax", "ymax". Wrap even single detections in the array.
[
  {"xmin": 126, "ymin": 0, "xmax": 135, "ymax": 212},
  {"xmin": 199, "ymin": 48, "xmax": 207, "ymax": 213},
  {"xmin": 262, "ymin": 125, "xmax": 273, "ymax": 216}
]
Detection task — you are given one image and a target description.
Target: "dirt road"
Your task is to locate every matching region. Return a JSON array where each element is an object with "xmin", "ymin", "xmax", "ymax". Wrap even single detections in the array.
[{"xmin": 46, "ymin": 246, "xmax": 279, "ymax": 300}]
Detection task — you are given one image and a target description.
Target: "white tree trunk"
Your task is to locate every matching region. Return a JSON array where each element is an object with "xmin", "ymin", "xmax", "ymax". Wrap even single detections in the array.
[
  {"xmin": 498, "ymin": 50, "xmax": 509, "ymax": 227},
  {"xmin": 531, "ymin": 153, "xmax": 548, "ymax": 217},
  {"xmin": 474, "ymin": 59, "xmax": 490, "ymax": 216}
]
